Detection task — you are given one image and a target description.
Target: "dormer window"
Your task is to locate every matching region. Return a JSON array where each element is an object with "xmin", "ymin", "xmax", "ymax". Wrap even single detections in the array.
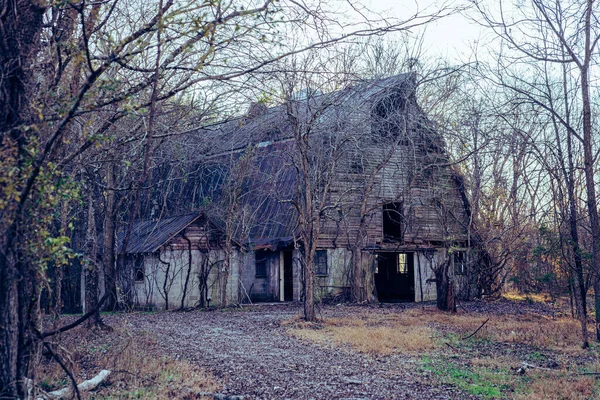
[{"xmin": 350, "ymin": 157, "xmax": 364, "ymax": 174}]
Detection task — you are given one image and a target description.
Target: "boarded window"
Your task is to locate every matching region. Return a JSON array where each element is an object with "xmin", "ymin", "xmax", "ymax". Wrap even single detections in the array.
[
  {"xmin": 383, "ymin": 202, "xmax": 403, "ymax": 240},
  {"xmin": 255, "ymin": 250, "xmax": 268, "ymax": 277},
  {"xmin": 134, "ymin": 256, "xmax": 144, "ymax": 282},
  {"xmin": 315, "ymin": 250, "xmax": 328, "ymax": 275},
  {"xmin": 454, "ymin": 251, "xmax": 467, "ymax": 275}
]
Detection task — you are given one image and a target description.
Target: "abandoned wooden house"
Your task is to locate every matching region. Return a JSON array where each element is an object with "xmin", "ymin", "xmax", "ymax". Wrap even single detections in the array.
[{"xmin": 118, "ymin": 74, "xmax": 474, "ymax": 310}]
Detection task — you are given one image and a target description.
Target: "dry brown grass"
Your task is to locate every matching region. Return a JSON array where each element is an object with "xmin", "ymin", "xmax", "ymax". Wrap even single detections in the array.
[
  {"xmin": 98, "ymin": 331, "xmax": 219, "ymax": 399},
  {"xmin": 398, "ymin": 307, "xmax": 588, "ymax": 349},
  {"xmin": 287, "ymin": 314, "xmax": 435, "ymax": 355},
  {"xmin": 491, "ymin": 316, "xmax": 585, "ymax": 348},
  {"xmin": 329, "ymin": 325, "xmax": 435, "ymax": 354},
  {"xmin": 503, "ymin": 290, "xmax": 553, "ymax": 303},
  {"xmin": 35, "ymin": 324, "xmax": 219, "ymax": 399},
  {"xmin": 287, "ymin": 306, "xmax": 590, "ymax": 353},
  {"xmin": 515, "ymin": 375, "xmax": 596, "ymax": 400}
]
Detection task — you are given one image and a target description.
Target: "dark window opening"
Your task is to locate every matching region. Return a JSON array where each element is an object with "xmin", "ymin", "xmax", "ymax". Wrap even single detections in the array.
[
  {"xmin": 315, "ymin": 250, "xmax": 328, "ymax": 275},
  {"xmin": 283, "ymin": 250, "xmax": 294, "ymax": 301},
  {"xmin": 255, "ymin": 250, "xmax": 268, "ymax": 277},
  {"xmin": 350, "ymin": 159, "xmax": 364, "ymax": 174},
  {"xmin": 383, "ymin": 202, "xmax": 403, "ymax": 240},
  {"xmin": 134, "ymin": 256, "xmax": 144, "ymax": 282},
  {"xmin": 454, "ymin": 251, "xmax": 467, "ymax": 275},
  {"xmin": 373, "ymin": 93, "xmax": 406, "ymax": 138},
  {"xmin": 350, "ymin": 151, "xmax": 365, "ymax": 174}
]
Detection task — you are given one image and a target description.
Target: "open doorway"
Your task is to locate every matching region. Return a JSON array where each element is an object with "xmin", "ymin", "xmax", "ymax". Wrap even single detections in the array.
[
  {"xmin": 374, "ymin": 252, "xmax": 414, "ymax": 302},
  {"xmin": 283, "ymin": 250, "xmax": 294, "ymax": 301}
]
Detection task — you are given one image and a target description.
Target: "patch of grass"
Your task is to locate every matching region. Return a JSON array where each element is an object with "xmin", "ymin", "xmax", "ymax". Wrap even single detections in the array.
[
  {"xmin": 287, "ymin": 315, "xmax": 436, "ymax": 355},
  {"xmin": 503, "ymin": 291, "xmax": 552, "ymax": 303},
  {"xmin": 514, "ymin": 374, "xmax": 598, "ymax": 400},
  {"xmin": 328, "ymin": 324, "xmax": 435, "ymax": 354},
  {"xmin": 100, "ymin": 358, "xmax": 216, "ymax": 399},
  {"xmin": 399, "ymin": 307, "xmax": 588, "ymax": 350},
  {"xmin": 528, "ymin": 351, "xmax": 545, "ymax": 361},
  {"xmin": 421, "ymin": 356, "xmax": 505, "ymax": 399},
  {"xmin": 491, "ymin": 316, "xmax": 586, "ymax": 349},
  {"xmin": 286, "ymin": 306, "xmax": 591, "ymax": 354},
  {"xmin": 89, "ymin": 343, "xmax": 110, "ymax": 354},
  {"xmin": 421, "ymin": 354, "xmax": 600, "ymax": 399}
]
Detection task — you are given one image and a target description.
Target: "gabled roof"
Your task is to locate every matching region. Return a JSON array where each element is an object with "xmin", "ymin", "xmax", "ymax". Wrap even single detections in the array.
[
  {"xmin": 117, "ymin": 213, "xmax": 202, "ymax": 254},
  {"xmin": 139, "ymin": 74, "xmax": 434, "ymax": 249},
  {"xmin": 185, "ymin": 73, "xmax": 417, "ymax": 159}
]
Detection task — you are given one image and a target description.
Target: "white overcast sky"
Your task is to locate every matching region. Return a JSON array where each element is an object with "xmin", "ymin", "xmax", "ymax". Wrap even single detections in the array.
[{"xmin": 364, "ymin": 0, "xmax": 487, "ymax": 62}]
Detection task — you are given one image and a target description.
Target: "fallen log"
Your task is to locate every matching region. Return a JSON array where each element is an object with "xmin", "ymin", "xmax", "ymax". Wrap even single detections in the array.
[
  {"xmin": 197, "ymin": 392, "xmax": 245, "ymax": 400},
  {"xmin": 580, "ymin": 372, "xmax": 600, "ymax": 377},
  {"xmin": 35, "ymin": 369, "xmax": 111, "ymax": 399},
  {"xmin": 516, "ymin": 362, "xmax": 556, "ymax": 375}
]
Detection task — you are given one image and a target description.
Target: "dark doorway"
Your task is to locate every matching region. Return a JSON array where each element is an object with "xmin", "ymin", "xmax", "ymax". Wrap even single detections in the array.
[
  {"xmin": 283, "ymin": 250, "xmax": 294, "ymax": 301},
  {"xmin": 375, "ymin": 252, "xmax": 414, "ymax": 302}
]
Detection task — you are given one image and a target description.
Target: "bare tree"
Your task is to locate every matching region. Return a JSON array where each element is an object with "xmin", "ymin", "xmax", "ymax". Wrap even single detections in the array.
[{"xmin": 473, "ymin": 0, "xmax": 600, "ymax": 345}]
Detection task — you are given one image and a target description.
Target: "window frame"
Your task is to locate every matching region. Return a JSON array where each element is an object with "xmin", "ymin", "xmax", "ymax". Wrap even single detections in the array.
[
  {"xmin": 314, "ymin": 250, "xmax": 328, "ymax": 276},
  {"xmin": 134, "ymin": 256, "xmax": 145, "ymax": 282},
  {"xmin": 397, "ymin": 253, "xmax": 408, "ymax": 274},
  {"xmin": 453, "ymin": 251, "xmax": 467, "ymax": 275},
  {"xmin": 255, "ymin": 250, "xmax": 268, "ymax": 278}
]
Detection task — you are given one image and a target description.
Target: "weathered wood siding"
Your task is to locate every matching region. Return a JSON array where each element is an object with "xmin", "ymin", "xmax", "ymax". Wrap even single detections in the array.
[{"xmin": 316, "ymin": 103, "xmax": 469, "ymax": 250}]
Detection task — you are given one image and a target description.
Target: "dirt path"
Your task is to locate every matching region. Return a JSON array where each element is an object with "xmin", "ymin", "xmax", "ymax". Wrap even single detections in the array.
[{"xmin": 123, "ymin": 304, "xmax": 476, "ymax": 399}]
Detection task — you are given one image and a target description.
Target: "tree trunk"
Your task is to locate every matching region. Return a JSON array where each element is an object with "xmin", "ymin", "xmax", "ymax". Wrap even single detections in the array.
[
  {"xmin": 221, "ymin": 241, "xmax": 231, "ymax": 307},
  {"xmin": 84, "ymin": 191, "xmax": 102, "ymax": 328},
  {"xmin": 0, "ymin": 253, "xmax": 22, "ymax": 398},
  {"xmin": 103, "ymin": 162, "xmax": 118, "ymax": 311},
  {"xmin": 304, "ymin": 247, "xmax": 316, "ymax": 321},
  {"xmin": 435, "ymin": 256, "xmax": 456, "ymax": 312},
  {"xmin": 0, "ymin": 1, "xmax": 45, "ymax": 396},
  {"xmin": 52, "ymin": 201, "xmax": 69, "ymax": 319},
  {"xmin": 180, "ymin": 235, "xmax": 193, "ymax": 310},
  {"xmin": 351, "ymin": 248, "xmax": 365, "ymax": 302},
  {"xmin": 565, "ymin": 145, "xmax": 589, "ymax": 348},
  {"xmin": 198, "ymin": 255, "xmax": 210, "ymax": 307},
  {"xmin": 580, "ymin": 0, "xmax": 600, "ymax": 342},
  {"xmin": 162, "ymin": 261, "xmax": 171, "ymax": 311}
]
